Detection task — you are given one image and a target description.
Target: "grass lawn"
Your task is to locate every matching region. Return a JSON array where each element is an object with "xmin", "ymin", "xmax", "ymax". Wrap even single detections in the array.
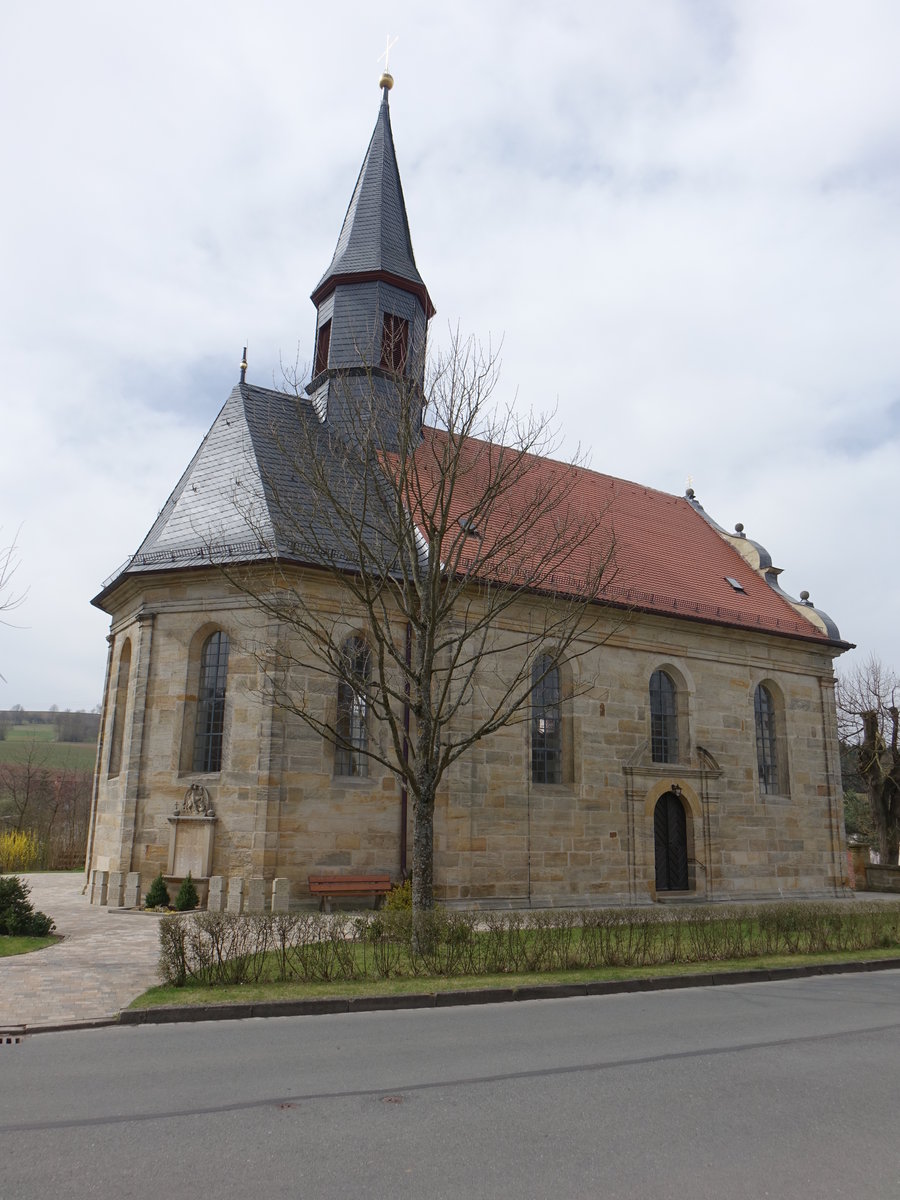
[
  {"xmin": 0, "ymin": 935, "xmax": 60, "ymax": 957},
  {"xmin": 130, "ymin": 945, "xmax": 900, "ymax": 1009}
]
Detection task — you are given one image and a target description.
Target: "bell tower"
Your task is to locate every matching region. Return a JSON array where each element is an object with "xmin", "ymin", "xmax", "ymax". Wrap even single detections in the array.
[{"xmin": 306, "ymin": 74, "xmax": 435, "ymax": 450}]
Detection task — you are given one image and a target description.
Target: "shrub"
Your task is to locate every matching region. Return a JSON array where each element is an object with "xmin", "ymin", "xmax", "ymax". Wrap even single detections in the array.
[
  {"xmin": 174, "ymin": 873, "xmax": 199, "ymax": 912},
  {"xmin": 145, "ymin": 872, "xmax": 171, "ymax": 909},
  {"xmin": 155, "ymin": 899, "xmax": 900, "ymax": 989},
  {"xmin": 0, "ymin": 874, "xmax": 55, "ymax": 936},
  {"xmin": 384, "ymin": 877, "xmax": 412, "ymax": 911},
  {"xmin": 0, "ymin": 829, "xmax": 42, "ymax": 873}
]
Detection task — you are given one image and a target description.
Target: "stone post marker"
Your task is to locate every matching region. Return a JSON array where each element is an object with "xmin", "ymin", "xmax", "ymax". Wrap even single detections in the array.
[
  {"xmin": 124, "ymin": 872, "xmax": 141, "ymax": 908},
  {"xmin": 207, "ymin": 876, "xmax": 225, "ymax": 913},
  {"xmin": 90, "ymin": 870, "xmax": 109, "ymax": 907},
  {"xmin": 106, "ymin": 871, "xmax": 124, "ymax": 908},
  {"xmin": 272, "ymin": 877, "xmax": 290, "ymax": 912},
  {"xmin": 246, "ymin": 878, "xmax": 266, "ymax": 913},
  {"xmin": 226, "ymin": 876, "xmax": 244, "ymax": 914}
]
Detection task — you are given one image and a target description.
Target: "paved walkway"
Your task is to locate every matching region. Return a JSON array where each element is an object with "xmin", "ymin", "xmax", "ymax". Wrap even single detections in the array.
[{"xmin": 0, "ymin": 873, "xmax": 162, "ymax": 1030}]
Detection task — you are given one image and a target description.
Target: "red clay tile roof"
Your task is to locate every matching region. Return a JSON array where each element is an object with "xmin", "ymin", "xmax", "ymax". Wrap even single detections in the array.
[{"xmin": 412, "ymin": 429, "xmax": 832, "ymax": 644}]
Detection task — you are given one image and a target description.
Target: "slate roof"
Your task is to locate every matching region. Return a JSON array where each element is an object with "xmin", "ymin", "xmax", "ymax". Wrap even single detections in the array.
[
  {"xmin": 94, "ymin": 387, "xmax": 844, "ymax": 647},
  {"xmin": 94, "ymin": 383, "xmax": 404, "ymax": 601},
  {"xmin": 311, "ymin": 87, "xmax": 434, "ymax": 316}
]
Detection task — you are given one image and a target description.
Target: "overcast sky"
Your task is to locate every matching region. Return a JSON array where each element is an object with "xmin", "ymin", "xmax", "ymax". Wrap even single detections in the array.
[{"xmin": 2, "ymin": 0, "xmax": 899, "ymax": 710}]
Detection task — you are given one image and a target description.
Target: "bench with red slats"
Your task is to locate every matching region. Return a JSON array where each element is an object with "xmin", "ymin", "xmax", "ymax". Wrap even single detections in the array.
[{"xmin": 307, "ymin": 873, "xmax": 392, "ymax": 912}]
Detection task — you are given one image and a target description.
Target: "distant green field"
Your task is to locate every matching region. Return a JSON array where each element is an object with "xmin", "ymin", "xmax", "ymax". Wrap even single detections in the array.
[
  {"xmin": 0, "ymin": 729, "xmax": 96, "ymax": 771},
  {"xmin": 4, "ymin": 724, "xmax": 56, "ymax": 742}
]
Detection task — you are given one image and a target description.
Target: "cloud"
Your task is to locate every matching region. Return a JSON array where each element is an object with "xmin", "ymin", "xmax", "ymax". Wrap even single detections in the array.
[{"xmin": 2, "ymin": 0, "xmax": 899, "ymax": 706}]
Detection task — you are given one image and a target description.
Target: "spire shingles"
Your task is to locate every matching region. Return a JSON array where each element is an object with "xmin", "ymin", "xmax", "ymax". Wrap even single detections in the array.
[{"xmin": 312, "ymin": 89, "xmax": 433, "ymax": 316}]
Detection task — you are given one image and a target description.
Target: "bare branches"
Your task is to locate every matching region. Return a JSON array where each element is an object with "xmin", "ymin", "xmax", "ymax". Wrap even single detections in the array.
[
  {"xmin": 0, "ymin": 529, "xmax": 27, "ymax": 626},
  {"xmin": 219, "ymin": 333, "xmax": 616, "ymax": 907},
  {"xmin": 837, "ymin": 655, "xmax": 900, "ymax": 863}
]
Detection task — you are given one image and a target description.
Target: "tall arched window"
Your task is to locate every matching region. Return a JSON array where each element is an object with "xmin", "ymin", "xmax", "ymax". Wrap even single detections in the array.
[
  {"xmin": 755, "ymin": 683, "xmax": 779, "ymax": 794},
  {"xmin": 192, "ymin": 632, "xmax": 229, "ymax": 773},
  {"xmin": 107, "ymin": 638, "xmax": 131, "ymax": 778},
  {"xmin": 335, "ymin": 637, "xmax": 371, "ymax": 777},
  {"xmin": 650, "ymin": 670, "xmax": 678, "ymax": 763},
  {"xmin": 531, "ymin": 654, "xmax": 561, "ymax": 785}
]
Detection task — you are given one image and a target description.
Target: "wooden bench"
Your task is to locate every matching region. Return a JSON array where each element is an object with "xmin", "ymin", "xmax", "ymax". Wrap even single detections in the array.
[{"xmin": 308, "ymin": 873, "xmax": 392, "ymax": 912}]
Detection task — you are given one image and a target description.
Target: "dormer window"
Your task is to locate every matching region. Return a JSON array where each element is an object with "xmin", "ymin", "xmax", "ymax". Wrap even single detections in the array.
[
  {"xmin": 314, "ymin": 320, "xmax": 331, "ymax": 377},
  {"xmin": 380, "ymin": 313, "xmax": 409, "ymax": 373}
]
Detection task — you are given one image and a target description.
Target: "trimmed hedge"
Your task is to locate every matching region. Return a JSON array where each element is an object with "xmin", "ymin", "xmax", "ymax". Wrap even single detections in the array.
[{"xmin": 157, "ymin": 901, "xmax": 900, "ymax": 988}]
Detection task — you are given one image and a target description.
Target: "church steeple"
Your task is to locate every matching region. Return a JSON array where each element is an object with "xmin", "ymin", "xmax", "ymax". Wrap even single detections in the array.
[{"xmin": 307, "ymin": 77, "xmax": 434, "ymax": 447}]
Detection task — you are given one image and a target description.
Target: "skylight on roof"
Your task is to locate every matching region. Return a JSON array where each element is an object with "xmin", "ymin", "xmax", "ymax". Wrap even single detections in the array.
[{"xmin": 725, "ymin": 576, "xmax": 745, "ymax": 593}]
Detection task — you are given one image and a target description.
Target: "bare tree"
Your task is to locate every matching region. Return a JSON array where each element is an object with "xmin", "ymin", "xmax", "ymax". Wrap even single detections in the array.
[
  {"xmin": 0, "ymin": 739, "xmax": 53, "ymax": 833},
  {"xmin": 228, "ymin": 337, "xmax": 617, "ymax": 912},
  {"xmin": 0, "ymin": 531, "xmax": 25, "ymax": 621},
  {"xmin": 0, "ymin": 530, "xmax": 26, "ymax": 685},
  {"xmin": 837, "ymin": 655, "xmax": 900, "ymax": 863}
]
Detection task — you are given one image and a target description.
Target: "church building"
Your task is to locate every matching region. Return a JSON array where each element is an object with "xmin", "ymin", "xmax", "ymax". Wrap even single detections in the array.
[{"xmin": 86, "ymin": 76, "xmax": 851, "ymax": 909}]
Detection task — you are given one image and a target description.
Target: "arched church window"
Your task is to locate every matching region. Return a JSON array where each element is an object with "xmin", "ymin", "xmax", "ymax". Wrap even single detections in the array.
[
  {"xmin": 380, "ymin": 313, "xmax": 409, "ymax": 373},
  {"xmin": 192, "ymin": 632, "xmax": 230, "ymax": 774},
  {"xmin": 107, "ymin": 638, "xmax": 131, "ymax": 778},
  {"xmin": 755, "ymin": 683, "xmax": 779, "ymax": 794},
  {"xmin": 335, "ymin": 637, "xmax": 371, "ymax": 777},
  {"xmin": 650, "ymin": 669, "xmax": 678, "ymax": 763},
  {"xmin": 531, "ymin": 655, "xmax": 561, "ymax": 785}
]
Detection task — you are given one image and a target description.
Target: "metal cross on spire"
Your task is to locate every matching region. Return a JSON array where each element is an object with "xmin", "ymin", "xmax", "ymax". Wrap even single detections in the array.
[{"xmin": 379, "ymin": 34, "xmax": 398, "ymax": 75}]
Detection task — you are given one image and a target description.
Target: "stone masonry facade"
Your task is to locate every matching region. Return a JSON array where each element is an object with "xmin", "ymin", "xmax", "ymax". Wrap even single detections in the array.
[{"xmin": 86, "ymin": 567, "xmax": 848, "ymax": 908}]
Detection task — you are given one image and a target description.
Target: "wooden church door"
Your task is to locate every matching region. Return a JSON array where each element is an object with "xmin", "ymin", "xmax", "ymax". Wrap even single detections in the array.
[{"xmin": 654, "ymin": 791, "xmax": 689, "ymax": 891}]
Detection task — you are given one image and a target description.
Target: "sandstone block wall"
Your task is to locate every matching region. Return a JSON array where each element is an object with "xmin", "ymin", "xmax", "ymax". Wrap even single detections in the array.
[{"xmin": 87, "ymin": 569, "xmax": 848, "ymax": 906}]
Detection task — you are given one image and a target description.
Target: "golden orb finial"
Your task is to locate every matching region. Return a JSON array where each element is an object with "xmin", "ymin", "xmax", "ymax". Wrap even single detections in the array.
[{"xmin": 378, "ymin": 35, "xmax": 397, "ymax": 91}]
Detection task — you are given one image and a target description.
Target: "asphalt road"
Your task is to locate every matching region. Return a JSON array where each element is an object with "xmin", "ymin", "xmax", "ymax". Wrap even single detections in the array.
[{"xmin": 2, "ymin": 971, "xmax": 898, "ymax": 1199}]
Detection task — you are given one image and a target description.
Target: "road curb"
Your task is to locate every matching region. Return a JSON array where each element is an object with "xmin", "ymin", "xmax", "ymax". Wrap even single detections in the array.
[{"xmin": 108, "ymin": 955, "xmax": 900, "ymax": 1029}]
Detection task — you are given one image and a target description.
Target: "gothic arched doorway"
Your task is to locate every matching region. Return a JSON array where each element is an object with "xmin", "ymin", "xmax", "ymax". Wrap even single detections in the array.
[{"xmin": 654, "ymin": 791, "xmax": 689, "ymax": 891}]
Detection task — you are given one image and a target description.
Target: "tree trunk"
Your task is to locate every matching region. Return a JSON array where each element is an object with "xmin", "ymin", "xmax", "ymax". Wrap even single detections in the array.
[{"xmin": 411, "ymin": 792, "xmax": 435, "ymax": 911}]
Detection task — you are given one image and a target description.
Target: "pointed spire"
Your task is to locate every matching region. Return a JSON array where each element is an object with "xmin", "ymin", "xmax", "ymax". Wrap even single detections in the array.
[{"xmin": 311, "ymin": 80, "xmax": 434, "ymax": 317}]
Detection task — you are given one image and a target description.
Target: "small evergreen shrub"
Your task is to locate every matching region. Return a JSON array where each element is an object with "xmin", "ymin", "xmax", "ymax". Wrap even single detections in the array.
[
  {"xmin": 0, "ymin": 875, "xmax": 55, "ymax": 936},
  {"xmin": 174, "ymin": 872, "xmax": 199, "ymax": 912},
  {"xmin": 145, "ymin": 872, "xmax": 171, "ymax": 909}
]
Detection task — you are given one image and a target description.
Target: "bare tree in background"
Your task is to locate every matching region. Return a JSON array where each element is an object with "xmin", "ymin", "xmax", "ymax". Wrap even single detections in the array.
[
  {"xmin": 0, "ymin": 531, "xmax": 26, "ymax": 684},
  {"xmin": 837, "ymin": 655, "xmax": 900, "ymax": 864},
  {"xmin": 0, "ymin": 532, "xmax": 25, "ymax": 620},
  {"xmin": 228, "ymin": 337, "xmax": 617, "ymax": 912}
]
